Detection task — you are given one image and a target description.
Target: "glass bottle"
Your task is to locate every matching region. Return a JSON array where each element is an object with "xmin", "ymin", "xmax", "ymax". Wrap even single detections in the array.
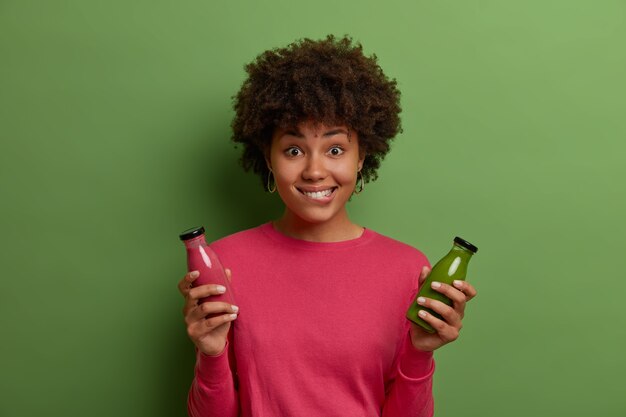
[
  {"xmin": 179, "ymin": 226, "xmax": 234, "ymax": 306},
  {"xmin": 406, "ymin": 236, "xmax": 478, "ymax": 333}
]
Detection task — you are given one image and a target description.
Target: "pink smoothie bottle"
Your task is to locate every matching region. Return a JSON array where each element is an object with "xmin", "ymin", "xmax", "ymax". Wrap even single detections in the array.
[{"xmin": 179, "ymin": 226, "xmax": 234, "ymax": 306}]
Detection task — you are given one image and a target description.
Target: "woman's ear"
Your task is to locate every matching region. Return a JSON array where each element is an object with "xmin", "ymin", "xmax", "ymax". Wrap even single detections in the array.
[
  {"xmin": 263, "ymin": 139, "xmax": 274, "ymax": 171},
  {"xmin": 265, "ymin": 156, "xmax": 272, "ymax": 172},
  {"xmin": 357, "ymin": 153, "xmax": 365, "ymax": 172}
]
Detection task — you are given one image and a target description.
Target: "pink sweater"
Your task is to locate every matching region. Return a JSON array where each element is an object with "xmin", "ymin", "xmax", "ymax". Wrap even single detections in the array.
[{"xmin": 188, "ymin": 223, "xmax": 435, "ymax": 417}]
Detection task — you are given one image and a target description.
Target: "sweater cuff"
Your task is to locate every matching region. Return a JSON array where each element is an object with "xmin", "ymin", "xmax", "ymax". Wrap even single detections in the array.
[
  {"xmin": 398, "ymin": 334, "xmax": 435, "ymax": 380},
  {"xmin": 195, "ymin": 342, "xmax": 232, "ymax": 386}
]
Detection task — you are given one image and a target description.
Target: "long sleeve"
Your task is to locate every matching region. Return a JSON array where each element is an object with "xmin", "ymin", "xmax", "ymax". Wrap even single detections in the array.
[
  {"xmin": 382, "ymin": 332, "xmax": 435, "ymax": 417},
  {"xmin": 187, "ymin": 341, "xmax": 239, "ymax": 417}
]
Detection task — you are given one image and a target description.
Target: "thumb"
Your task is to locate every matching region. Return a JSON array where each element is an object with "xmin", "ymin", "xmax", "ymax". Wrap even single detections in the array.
[
  {"xmin": 225, "ymin": 268, "xmax": 232, "ymax": 283},
  {"xmin": 418, "ymin": 266, "xmax": 431, "ymax": 286}
]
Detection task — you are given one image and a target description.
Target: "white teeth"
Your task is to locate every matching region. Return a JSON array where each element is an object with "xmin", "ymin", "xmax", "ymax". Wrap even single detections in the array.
[{"xmin": 302, "ymin": 189, "xmax": 333, "ymax": 199}]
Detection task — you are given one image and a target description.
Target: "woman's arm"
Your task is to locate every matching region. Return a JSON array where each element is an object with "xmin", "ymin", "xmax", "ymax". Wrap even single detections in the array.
[
  {"xmin": 179, "ymin": 269, "xmax": 240, "ymax": 417},
  {"xmin": 187, "ymin": 340, "xmax": 239, "ymax": 417},
  {"xmin": 382, "ymin": 331, "xmax": 435, "ymax": 417},
  {"xmin": 382, "ymin": 267, "xmax": 478, "ymax": 417}
]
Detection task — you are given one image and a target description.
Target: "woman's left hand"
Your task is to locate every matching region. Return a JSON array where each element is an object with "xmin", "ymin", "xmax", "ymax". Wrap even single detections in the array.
[{"xmin": 409, "ymin": 266, "xmax": 478, "ymax": 352}]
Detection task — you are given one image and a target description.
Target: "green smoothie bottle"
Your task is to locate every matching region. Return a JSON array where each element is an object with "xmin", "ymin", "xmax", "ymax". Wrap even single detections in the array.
[{"xmin": 406, "ymin": 237, "xmax": 478, "ymax": 333}]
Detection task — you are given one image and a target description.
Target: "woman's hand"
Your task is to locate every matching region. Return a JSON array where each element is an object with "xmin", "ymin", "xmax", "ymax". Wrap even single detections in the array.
[
  {"xmin": 409, "ymin": 266, "xmax": 477, "ymax": 352},
  {"xmin": 177, "ymin": 269, "xmax": 238, "ymax": 356}
]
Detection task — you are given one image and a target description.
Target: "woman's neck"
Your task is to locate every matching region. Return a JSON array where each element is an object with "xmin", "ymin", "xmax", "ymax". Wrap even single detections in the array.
[{"xmin": 273, "ymin": 211, "xmax": 364, "ymax": 243}]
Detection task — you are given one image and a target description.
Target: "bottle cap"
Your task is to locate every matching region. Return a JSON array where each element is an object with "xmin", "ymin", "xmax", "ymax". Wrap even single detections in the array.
[
  {"xmin": 454, "ymin": 236, "xmax": 478, "ymax": 253},
  {"xmin": 179, "ymin": 226, "xmax": 205, "ymax": 241}
]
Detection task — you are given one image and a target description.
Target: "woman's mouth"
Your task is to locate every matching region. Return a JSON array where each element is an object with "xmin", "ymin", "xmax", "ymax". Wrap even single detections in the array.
[{"xmin": 297, "ymin": 187, "xmax": 337, "ymax": 200}]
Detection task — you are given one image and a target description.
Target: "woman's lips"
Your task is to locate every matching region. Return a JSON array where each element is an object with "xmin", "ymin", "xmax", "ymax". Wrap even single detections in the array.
[{"xmin": 297, "ymin": 187, "xmax": 337, "ymax": 201}]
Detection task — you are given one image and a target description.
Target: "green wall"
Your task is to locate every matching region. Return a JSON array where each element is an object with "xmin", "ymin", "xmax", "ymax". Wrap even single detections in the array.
[{"xmin": 1, "ymin": 1, "xmax": 624, "ymax": 416}]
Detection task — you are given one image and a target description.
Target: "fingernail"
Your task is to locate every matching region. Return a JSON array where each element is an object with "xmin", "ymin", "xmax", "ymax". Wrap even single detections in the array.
[
  {"xmin": 216, "ymin": 285, "xmax": 226, "ymax": 293},
  {"xmin": 231, "ymin": 305, "xmax": 239, "ymax": 313},
  {"xmin": 418, "ymin": 310, "xmax": 427, "ymax": 318},
  {"xmin": 431, "ymin": 281, "xmax": 441, "ymax": 289},
  {"xmin": 417, "ymin": 297, "xmax": 426, "ymax": 305},
  {"xmin": 229, "ymin": 314, "xmax": 238, "ymax": 320},
  {"xmin": 190, "ymin": 271, "xmax": 199, "ymax": 278},
  {"xmin": 453, "ymin": 280, "xmax": 463, "ymax": 288}
]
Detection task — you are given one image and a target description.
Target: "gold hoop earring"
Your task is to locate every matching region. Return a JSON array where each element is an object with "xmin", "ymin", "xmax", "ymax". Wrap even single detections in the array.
[
  {"xmin": 354, "ymin": 171, "xmax": 364, "ymax": 194},
  {"xmin": 267, "ymin": 170, "xmax": 276, "ymax": 193}
]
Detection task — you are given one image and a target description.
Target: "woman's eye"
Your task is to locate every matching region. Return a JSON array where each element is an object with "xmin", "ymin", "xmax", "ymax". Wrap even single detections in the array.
[
  {"xmin": 286, "ymin": 147, "xmax": 302, "ymax": 157},
  {"xmin": 328, "ymin": 146, "xmax": 344, "ymax": 156}
]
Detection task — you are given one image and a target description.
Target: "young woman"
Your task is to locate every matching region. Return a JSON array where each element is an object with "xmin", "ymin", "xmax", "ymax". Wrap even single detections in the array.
[{"xmin": 177, "ymin": 35, "xmax": 477, "ymax": 417}]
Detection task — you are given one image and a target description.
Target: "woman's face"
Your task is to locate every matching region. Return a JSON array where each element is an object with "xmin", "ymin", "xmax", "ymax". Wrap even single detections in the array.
[{"xmin": 268, "ymin": 120, "xmax": 365, "ymax": 227}]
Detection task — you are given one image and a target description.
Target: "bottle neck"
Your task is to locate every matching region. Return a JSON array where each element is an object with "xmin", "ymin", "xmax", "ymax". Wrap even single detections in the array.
[
  {"xmin": 183, "ymin": 235, "xmax": 207, "ymax": 249},
  {"xmin": 451, "ymin": 243, "xmax": 475, "ymax": 260}
]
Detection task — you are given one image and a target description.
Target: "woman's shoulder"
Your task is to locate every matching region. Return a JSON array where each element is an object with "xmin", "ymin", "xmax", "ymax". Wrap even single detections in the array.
[
  {"xmin": 367, "ymin": 228, "xmax": 430, "ymax": 266},
  {"xmin": 209, "ymin": 223, "xmax": 269, "ymax": 249}
]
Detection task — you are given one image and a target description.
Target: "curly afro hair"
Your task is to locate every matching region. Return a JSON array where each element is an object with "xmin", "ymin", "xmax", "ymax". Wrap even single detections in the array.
[{"xmin": 231, "ymin": 34, "xmax": 402, "ymax": 188}]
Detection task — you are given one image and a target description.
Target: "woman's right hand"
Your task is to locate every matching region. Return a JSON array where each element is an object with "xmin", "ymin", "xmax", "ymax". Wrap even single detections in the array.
[{"xmin": 177, "ymin": 269, "xmax": 238, "ymax": 356}]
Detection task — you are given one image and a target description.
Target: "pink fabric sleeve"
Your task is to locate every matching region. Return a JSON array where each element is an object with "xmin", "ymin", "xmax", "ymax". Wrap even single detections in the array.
[
  {"xmin": 383, "ymin": 259, "xmax": 435, "ymax": 417},
  {"xmin": 382, "ymin": 333, "xmax": 435, "ymax": 417},
  {"xmin": 187, "ymin": 342, "xmax": 239, "ymax": 417}
]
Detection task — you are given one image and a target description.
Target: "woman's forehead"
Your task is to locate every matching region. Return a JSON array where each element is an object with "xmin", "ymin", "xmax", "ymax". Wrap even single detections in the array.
[{"xmin": 276, "ymin": 120, "xmax": 350, "ymax": 136}]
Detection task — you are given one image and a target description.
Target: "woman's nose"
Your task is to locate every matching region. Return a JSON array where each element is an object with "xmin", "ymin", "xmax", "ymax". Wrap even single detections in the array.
[{"xmin": 302, "ymin": 153, "xmax": 327, "ymax": 181}]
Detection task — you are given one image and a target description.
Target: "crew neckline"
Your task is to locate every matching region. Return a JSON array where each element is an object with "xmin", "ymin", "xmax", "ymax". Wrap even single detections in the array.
[{"xmin": 259, "ymin": 222, "xmax": 376, "ymax": 251}]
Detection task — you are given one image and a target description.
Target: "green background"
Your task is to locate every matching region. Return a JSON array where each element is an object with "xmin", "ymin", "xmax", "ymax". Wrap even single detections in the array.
[{"xmin": 1, "ymin": 0, "xmax": 624, "ymax": 416}]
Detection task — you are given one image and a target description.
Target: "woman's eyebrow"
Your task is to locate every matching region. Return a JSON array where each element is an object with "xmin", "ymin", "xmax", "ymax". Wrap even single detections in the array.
[
  {"xmin": 322, "ymin": 128, "xmax": 349, "ymax": 137},
  {"xmin": 283, "ymin": 129, "xmax": 303, "ymax": 138},
  {"xmin": 281, "ymin": 128, "xmax": 348, "ymax": 139}
]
